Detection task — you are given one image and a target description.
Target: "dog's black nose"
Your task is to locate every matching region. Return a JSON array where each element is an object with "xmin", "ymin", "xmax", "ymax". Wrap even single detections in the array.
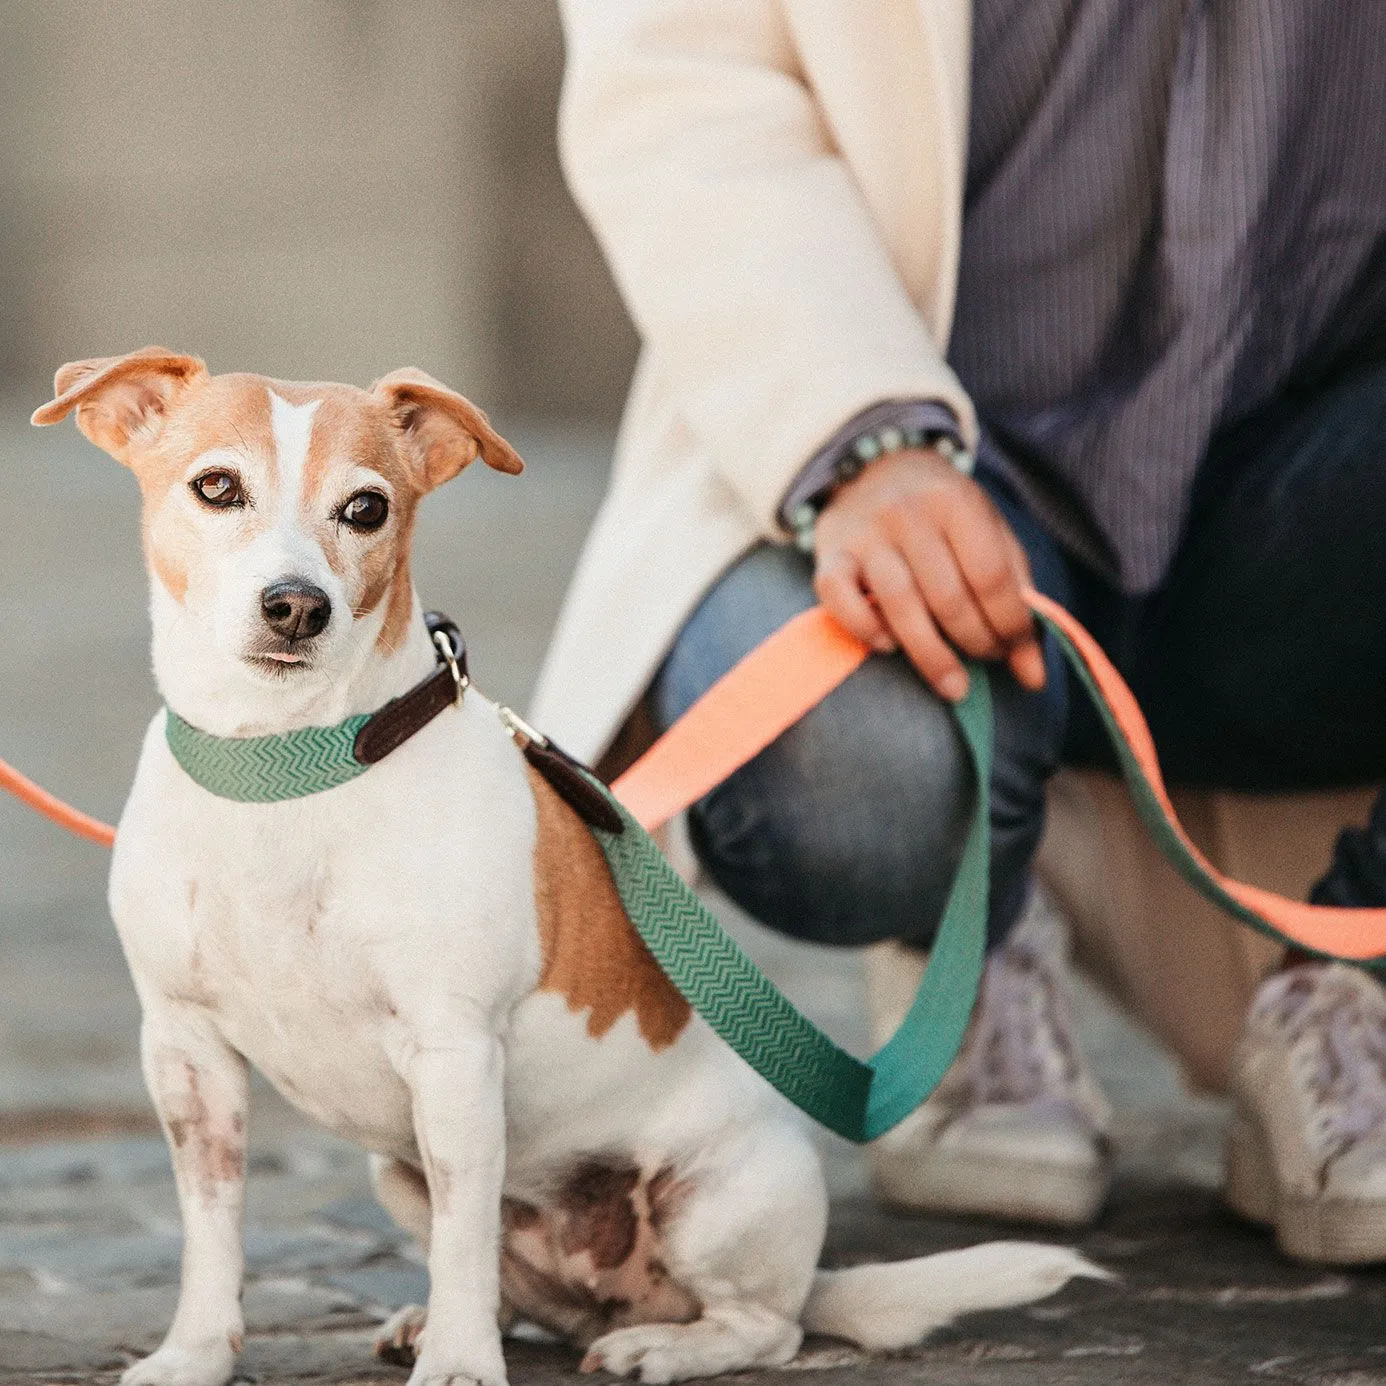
[{"xmin": 260, "ymin": 579, "xmax": 332, "ymax": 640}]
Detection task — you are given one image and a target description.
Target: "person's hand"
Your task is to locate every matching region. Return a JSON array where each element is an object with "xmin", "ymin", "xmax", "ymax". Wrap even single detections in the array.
[{"xmin": 812, "ymin": 447, "xmax": 1045, "ymax": 701}]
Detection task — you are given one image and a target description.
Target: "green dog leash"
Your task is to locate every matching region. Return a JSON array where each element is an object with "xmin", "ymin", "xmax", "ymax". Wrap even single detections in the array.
[
  {"xmin": 162, "ymin": 603, "xmax": 1386, "ymax": 1145},
  {"xmin": 162, "ymin": 633, "xmax": 991, "ymax": 1143},
  {"xmin": 582, "ymin": 671, "xmax": 991, "ymax": 1143}
]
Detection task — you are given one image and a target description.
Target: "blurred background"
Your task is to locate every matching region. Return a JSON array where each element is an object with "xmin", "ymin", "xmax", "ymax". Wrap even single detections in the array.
[{"xmin": 0, "ymin": 0, "xmax": 637, "ymax": 416}]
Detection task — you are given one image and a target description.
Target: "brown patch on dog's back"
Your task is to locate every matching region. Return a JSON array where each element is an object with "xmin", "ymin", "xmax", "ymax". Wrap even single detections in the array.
[{"xmin": 526, "ymin": 767, "xmax": 690, "ymax": 1049}]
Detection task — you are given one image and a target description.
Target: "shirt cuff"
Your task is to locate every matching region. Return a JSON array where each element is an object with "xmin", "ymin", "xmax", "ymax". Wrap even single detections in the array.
[{"xmin": 778, "ymin": 399, "xmax": 964, "ymax": 530}]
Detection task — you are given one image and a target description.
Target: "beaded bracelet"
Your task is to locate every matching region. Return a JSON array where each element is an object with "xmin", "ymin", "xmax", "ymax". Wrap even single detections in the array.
[{"xmin": 790, "ymin": 428, "xmax": 975, "ymax": 553}]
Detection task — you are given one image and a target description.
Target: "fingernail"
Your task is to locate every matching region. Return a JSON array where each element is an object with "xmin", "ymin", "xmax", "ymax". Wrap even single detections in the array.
[
  {"xmin": 940, "ymin": 671, "xmax": 969, "ymax": 702},
  {"xmin": 873, "ymin": 635, "xmax": 897, "ymax": 653}
]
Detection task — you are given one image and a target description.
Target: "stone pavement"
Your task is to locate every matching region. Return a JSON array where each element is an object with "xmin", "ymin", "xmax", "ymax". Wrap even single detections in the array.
[{"xmin": 3, "ymin": 408, "xmax": 1386, "ymax": 1384}]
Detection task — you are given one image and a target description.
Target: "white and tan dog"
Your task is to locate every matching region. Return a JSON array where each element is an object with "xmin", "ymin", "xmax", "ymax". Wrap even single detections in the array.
[{"xmin": 34, "ymin": 348, "xmax": 1102, "ymax": 1386}]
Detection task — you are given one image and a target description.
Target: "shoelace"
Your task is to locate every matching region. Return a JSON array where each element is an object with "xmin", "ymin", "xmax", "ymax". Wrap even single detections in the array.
[
  {"xmin": 1259, "ymin": 966, "xmax": 1386, "ymax": 1159},
  {"xmin": 965, "ymin": 939, "xmax": 1087, "ymax": 1115}
]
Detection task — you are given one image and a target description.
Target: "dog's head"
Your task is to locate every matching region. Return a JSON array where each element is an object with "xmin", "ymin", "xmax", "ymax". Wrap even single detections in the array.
[{"xmin": 34, "ymin": 348, "xmax": 522, "ymax": 724}]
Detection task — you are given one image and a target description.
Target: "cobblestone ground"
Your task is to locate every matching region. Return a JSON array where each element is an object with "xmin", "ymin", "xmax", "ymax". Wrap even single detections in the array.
[{"xmin": 3, "ymin": 411, "xmax": 1385, "ymax": 1384}]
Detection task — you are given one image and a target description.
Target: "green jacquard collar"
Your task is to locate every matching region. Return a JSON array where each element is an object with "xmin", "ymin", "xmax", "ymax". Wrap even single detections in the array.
[
  {"xmin": 163, "ymin": 613, "xmax": 467, "ymax": 803},
  {"xmin": 164, "ymin": 708, "xmax": 372, "ymax": 802}
]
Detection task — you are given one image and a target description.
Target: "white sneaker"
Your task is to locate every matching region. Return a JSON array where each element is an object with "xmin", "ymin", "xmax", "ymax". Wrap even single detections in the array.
[
  {"xmin": 865, "ymin": 899, "xmax": 1113, "ymax": 1227},
  {"xmin": 1227, "ymin": 962, "xmax": 1386, "ymax": 1263}
]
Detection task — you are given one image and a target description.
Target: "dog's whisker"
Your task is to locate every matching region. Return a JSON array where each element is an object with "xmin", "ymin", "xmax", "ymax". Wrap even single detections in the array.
[
  {"xmin": 368, "ymin": 621, "xmax": 401, "ymax": 656},
  {"xmin": 350, "ymin": 605, "xmax": 402, "ymax": 653}
]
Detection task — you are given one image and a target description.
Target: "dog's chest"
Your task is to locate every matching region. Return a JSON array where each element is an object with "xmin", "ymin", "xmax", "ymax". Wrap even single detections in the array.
[
  {"xmin": 175, "ymin": 853, "xmax": 417, "ymax": 1149},
  {"xmin": 115, "ymin": 711, "xmax": 544, "ymax": 1156}
]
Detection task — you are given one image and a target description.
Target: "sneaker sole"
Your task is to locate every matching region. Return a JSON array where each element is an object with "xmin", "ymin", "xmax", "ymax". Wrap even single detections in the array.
[
  {"xmin": 1226, "ymin": 1114, "xmax": 1386, "ymax": 1264},
  {"xmin": 869, "ymin": 1145, "xmax": 1109, "ymax": 1228}
]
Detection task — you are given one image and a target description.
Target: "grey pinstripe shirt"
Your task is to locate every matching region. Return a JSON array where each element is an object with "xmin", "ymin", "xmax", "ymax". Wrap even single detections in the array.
[{"xmin": 952, "ymin": 0, "xmax": 1386, "ymax": 590}]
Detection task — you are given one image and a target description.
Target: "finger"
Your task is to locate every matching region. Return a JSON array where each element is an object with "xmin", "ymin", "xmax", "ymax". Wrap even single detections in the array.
[
  {"xmin": 814, "ymin": 554, "xmax": 895, "ymax": 652},
  {"xmin": 937, "ymin": 497, "xmax": 1047, "ymax": 691},
  {"xmin": 938, "ymin": 492, "xmax": 1038, "ymax": 653},
  {"xmin": 861, "ymin": 547, "xmax": 970, "ymax": 701},
  {"xmin": 998, "ymin": 528, "xmax": 1047, "ymax": 690},
  {"xmin": 1001, "ymin": 525, "xmax": 1035, "ymax": 588},
  {"xmin": 892, "ymin": 519, "xmax": 1007, "ymax": 661},
  {"xmin": 1006, "ymin": 637, "xmax": 1048, "ymax": 691}
]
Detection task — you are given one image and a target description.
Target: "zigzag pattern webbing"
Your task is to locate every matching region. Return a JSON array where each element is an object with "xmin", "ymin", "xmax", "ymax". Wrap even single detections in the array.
[
  {"xmin": 585, "ymin": 664, "xmax": 993, "ymax": 1144},
  {"xmin": 165, "ymin": 711, "xmax": 371, "ymax": 802},
  {"xmin": 595, "ymin": 800, "xmax": 874, "ymax": 1137}
]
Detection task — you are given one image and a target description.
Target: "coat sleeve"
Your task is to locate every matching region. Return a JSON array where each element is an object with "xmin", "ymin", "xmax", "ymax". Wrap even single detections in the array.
[{"xmin": 557, "ymin": 0, "xmax": 976, "ymax": 537}]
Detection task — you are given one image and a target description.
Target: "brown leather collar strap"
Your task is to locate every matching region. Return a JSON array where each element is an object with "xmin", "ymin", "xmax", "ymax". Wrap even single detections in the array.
[{"xmin": 352, "ymin": 612, "xmax": 468, "ymax": 765}]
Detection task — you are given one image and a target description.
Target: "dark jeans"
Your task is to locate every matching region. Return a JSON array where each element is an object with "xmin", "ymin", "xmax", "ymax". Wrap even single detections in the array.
[{"xmin": 650, "ymin": 361, "xmax": 1386, "ymax": 951}]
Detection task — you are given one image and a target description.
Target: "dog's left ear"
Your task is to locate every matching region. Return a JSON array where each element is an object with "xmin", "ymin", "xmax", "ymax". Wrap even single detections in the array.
[
  {"xmin": 31, "ymin": 346, "xmax": 208, "ymax": 465},
  {"xmin": 371, "ymin": 368, "xmax": 524, "ymax": 491}
]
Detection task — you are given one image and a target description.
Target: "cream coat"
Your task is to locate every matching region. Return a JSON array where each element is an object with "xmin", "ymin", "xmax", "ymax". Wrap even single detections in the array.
[{"xmin": 533, "ymin": 0, "xmax": 975, "ymax": 761}]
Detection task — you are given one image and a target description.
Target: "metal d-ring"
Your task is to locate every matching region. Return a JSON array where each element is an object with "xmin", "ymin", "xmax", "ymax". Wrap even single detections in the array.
[{"xmin": 432, "ymin": 628, "xmax": 468, "ymax": 705}]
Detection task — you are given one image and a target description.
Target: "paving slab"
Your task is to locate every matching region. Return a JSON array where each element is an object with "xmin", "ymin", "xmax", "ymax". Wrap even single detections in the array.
[{"xmin": 9, "ymin": 1181, "xmax": 1386, "ymax": 1384}]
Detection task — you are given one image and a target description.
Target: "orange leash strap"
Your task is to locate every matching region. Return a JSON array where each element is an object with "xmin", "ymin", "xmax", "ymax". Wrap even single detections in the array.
[
  {"xmin": 612, "ymin": 606, "xmax": 871, "ymax": 832},
  {"xmin": 1026, "ymin": 589, "xmax": 1386, "ymax": 962},
  {"xmin": 614, "ymin": 592, "xmax": 1386, "ymax": 964},
  {"xmin": 0, "ymin": 756, "xmax": 116, "ymax": 848},
  {"xmin": 6, "ymin": 594, "xmax": 1386, "ymax": 962}
]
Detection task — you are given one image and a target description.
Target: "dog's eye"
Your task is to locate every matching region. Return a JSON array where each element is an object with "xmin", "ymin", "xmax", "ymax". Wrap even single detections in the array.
[
  {"xmin": 340, "ymin": 491, "xmax": 389, "ymax": 531},
  {"xmin": 191, "ymin": 471, "xmax": 244, "ymax": 508}
]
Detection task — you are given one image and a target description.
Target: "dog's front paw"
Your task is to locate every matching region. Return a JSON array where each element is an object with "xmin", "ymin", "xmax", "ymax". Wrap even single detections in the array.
[
  {"xmin": 582, "ymin": 1325, "xmax": 695, "ymax": 1383},
  {"xmin": 405, "ymin": 1340, "xmax": 507, "ymax": 1386},
  {"xmin": 121, "ymin": 1336, "xmax": 239, "ymax": 1386},
  {"xmin": 405, "ymin": 1367, "xmax": 504, "ymax": 1386}
]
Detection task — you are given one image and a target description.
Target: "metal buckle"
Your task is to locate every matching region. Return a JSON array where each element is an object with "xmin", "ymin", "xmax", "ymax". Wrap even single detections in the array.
[{"xmin": 432, "ymin": 628, "xmax": 468, "ymax": 706}]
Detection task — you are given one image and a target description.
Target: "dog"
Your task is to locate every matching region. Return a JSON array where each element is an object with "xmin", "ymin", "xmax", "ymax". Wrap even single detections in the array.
[{"xmin": 33, "ymin": 348, "xmax": 1103, "ymax": 1386}]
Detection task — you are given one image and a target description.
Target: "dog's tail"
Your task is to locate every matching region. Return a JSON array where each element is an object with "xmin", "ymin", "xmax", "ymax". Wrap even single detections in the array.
[{"xmin": 800, "ymin": 1242, "xmax": 1110, "ymax": 1350}]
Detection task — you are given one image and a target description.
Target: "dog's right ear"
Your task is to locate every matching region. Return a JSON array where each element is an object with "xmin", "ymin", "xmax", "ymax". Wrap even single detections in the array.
[{"xmin": 31, "ymin": 347, "xmax": 208, "ymax": 465}]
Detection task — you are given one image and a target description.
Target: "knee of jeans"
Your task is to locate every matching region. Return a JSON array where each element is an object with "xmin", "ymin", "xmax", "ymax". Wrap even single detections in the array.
[
  {"xmin": 652, "ymin": 544, "xmax": 818, "ymax": 731},
  {"xmin": 684, "ymin": 660, "xmax": 974, "ymax": 947}
]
